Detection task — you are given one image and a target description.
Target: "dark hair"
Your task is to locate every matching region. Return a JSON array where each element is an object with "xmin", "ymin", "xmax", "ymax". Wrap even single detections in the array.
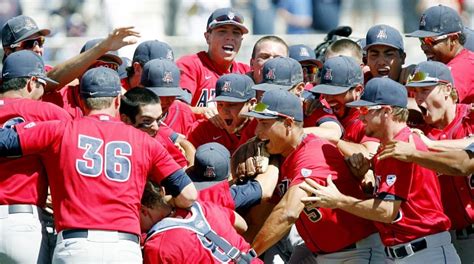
[
  {"xmin": 251, "ymin": 35, "xmax": 288, "ymax": 59},
  {"xmin": 120, "ymin": 87, "xmax": 160, "ymax": 123},
  {"xmin": 0, "ymin": 78, "xmax": 29, "ymax": 93},
  {"xmin": 458, "ymin": 32, "xmax": 466, "ymax": 45},
  {"xmin": 141, "ymin": 181, "xmax": 166, "ymax": 208}
]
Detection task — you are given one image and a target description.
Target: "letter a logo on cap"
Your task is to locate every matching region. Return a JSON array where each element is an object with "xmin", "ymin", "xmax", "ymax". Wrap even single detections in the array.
[
  {"xmin": 324, "ymin": 68, "xmax": 333, "ymax": 81},
  {"xmin": 377, "ymin": 29, "xmax": 387, "ymax": 40},
  {"xmin": 420, "ymin": 14, "xmax": 426, "ymax": 27},
  {"xmin": 162, "ymin": 71, "xmax": 173, "ymax": 84},
  {"xmin": 299, "ymin": 47, "xmax": 310, "ymax": 57},
  {"xmin": 266, "ymin": 68, "xmax": 276, "ymax": 80},
  {"xmin": 204, "ymin": 166, "xmax": 216, "ymax": 178},
  {"xmin": 228, "ymin": 11, "xmax": 235, "ymax": 20},
  {"xmin": 222, "ymin": 81, "xmax": 232, "ymax": 92}
]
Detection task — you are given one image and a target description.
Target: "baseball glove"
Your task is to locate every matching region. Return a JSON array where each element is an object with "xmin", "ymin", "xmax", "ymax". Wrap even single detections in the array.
[{"xmin": 231, "ymin": 137, "xmax": 270, "ymax": 179}]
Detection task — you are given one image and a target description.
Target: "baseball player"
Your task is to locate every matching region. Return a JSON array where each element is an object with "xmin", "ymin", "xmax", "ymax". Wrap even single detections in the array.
[
  {"xmin": 311, "ymin": 56, "xmax": 379, "ymax": 158},
  {"xmin": 0, "ymin": 67, "xmax": 197, "ymax": 263},
  {"xmin": 303, "ymin": 77, "xmax": 460, "ymax": 263},
  {"xmin": 404, "ymin": 61, "xmax": 474, "ymax": 263},
  {"xmin": 254, "ymin": 57, "xmax": 343, "ymax": 142},
  {"xmin": 406, "ymin": 5, "xmax": 474, "ymax": 103},
  {"xmin": 244, "ymin": 89, "xmax": 385, "ymax": 263},
  {"xmin": 288, "ymin": 44, "xmax": 322, "ymax": 88},
  {"xmin": 120, "ymin": 87, "xmax": 191, "ymax": 168},
  {"xmin": 0, "ymin": 50, "xmax": 71, "ymax": 264},
  {"xmin": 248, "ymin": 35, "xmax": 289, "ymax": 84},
  {"xmin": 187, "ymin": 73, "xmax": 258, "ymax": 154},
  {"xmin": 138, "ymin": 58, "xmax": 196, "ymax": 136},
  {"xmin": 140, "ymin": 180, "xmax": 262, "ymax": 264},
  {"xmin": 176, "ymin": 7, "xmax": 250, "ymax": 128}
]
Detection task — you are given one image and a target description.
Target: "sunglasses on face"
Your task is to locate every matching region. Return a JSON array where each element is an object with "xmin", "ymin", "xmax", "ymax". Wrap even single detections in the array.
[
  {"xmin": 10, "ymin": 36, "xmax": 46, "ymax": 49},
  {"xmin": 407, "ymin": 71, "xmax": 449, "ymax": 84},
  {"xmin": 90, "ymin": 60, "xmax": 119, "ymax": 71},
  {"xmin": 419, "ymin": 32, "xmax": 458, "ymax": 46},
  {"xmin": 302, "ymin": 65, "xmax": 319, "ymax": 75},
  {"xmin": 254, "ymin": 102, "xmax": 294, "ymax": 120},
  {"xmin": 358, "ymin": 105, "xmax": 384, "ymax": 115}
]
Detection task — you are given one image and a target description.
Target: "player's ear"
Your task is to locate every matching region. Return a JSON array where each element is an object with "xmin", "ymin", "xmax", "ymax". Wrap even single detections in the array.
[
  {"xmin": 293, "ymin": 83, "xmax": 305, "ymax": 98},
  {"xmin": 26, "ymin": 77, "xmax": 35, "ymax": 93},
  {"xmin": 204, "ymin": 31, "xmax": 211, "ymax": 45},
  {"xmin": 120, "ymin": 113, "xmax": 132, "ymax": 125}
]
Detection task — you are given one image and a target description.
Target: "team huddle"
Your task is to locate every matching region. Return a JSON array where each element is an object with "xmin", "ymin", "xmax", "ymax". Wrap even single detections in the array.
[{"xmin": 0, "ymin": 4, "xmax": 473, "ymax": 264}]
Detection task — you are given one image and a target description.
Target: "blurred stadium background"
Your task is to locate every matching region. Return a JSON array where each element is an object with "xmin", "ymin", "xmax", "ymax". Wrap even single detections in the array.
[{"xmin": 1, "ymin": 0, "xmax": 473, "ymax": 67}]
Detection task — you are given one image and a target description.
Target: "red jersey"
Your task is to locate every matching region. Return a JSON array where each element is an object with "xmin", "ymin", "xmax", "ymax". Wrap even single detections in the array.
[
  {"xmin": 421, "ymin": 104, "xmax": 474, "ymax": 230},
  {"xmin": 143, "ymin": 201, "xmax": 261, "ymax": 264},
  {"xmin": 372, "ymin": 127, "xmax": 451, "ymax": 246},
  {"xmin": 188, "ymin": 119, "xmax": 256, "ymax": 154},
  {"xmin": 42, "ymin": 84, "xmax": 83, "ymax": 118},
  {"xmin": 0, "ymin": 98, "xmax": 71, "ymax": 207},
  {"xmin": 176, "ymin": 51, "xmax": 250, "ymax": 107},
  {"xmin": 281, "ymin": 134, "xmax": 378, "ymax": 253},
  {"xmin": 447, "ymin": 49, "xmax": 474, "ymax": 104},
  {"xmin": 162, "ymin": 100, "xmax": 196, "ymax": 136},
  {"xmin": 341, "ymin": 108, "xmax": 377, "ymax": 143},
  {"xmin": 15, "ymin": 114, "xmax": 182, "ymax": 235},
  {"xmin": 198, "ymin": 181, "xmax": 235, "ymax": 210},
  {"xmin": 155, "ymin": 125, "xmax": 188, "ymax": 168}
]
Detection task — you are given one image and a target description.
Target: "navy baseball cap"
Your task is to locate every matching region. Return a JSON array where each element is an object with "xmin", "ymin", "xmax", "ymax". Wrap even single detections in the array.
[
  {"xmin": 365, "ymin": 24, "xmax": 404, "ymax": 51},
  {"xmin": 207, "ymin": 8, "xmax": 248, "ymax": 34},
  {"xmin": 117, "ymin": 56, "xmax": 131, "ymax": 79},
  {"xmin": 311, "ymin": 56, "xmax": 363, "ymax": 95},
  {"xmin": 244, "ymin": 89, "xmax": 303, "ymax": 121},
  {"xmin": 289, "ymin": 44, "xmax": 323, "ymax": 68},
  {"xmin": 346, "ymin": 77, "xmax": 407, "ymax": 108},
  {"xmin": 80, "ymin": 67, "xmax": 121, "ymax": 98},
  {"xmin": 211, "ymin": 73, "xmax": 255, "ymax": 102},
  {"xmin": 253, "ymin": 57, "xmax": 303, "ymax": 91},
  {"xmin": 132, "ymin": 40, "xmax": 174, "ymax": 64},
  {"xmin": 406, "ymin": 5, "xmax": 463, "ymax": 38},
  {"xmin": 405, "ymin": 61, "xmax": 454, "ymax": 87},
  {"xmin": 188, "ymin": 143, "xmax": 230, "ymax": 190},
  {"xmin": 2, "ymin": 50, "xmax": 57, "ymax": 85},
  {"xmin": 80, "ymin": 38, "xmax": 122, "ymax": 65},
  {"xmin": 141, "ymin": 59, "xmax": 182, "ymax": 97},
  {"xmin": 2, "ymin": 15, "xmax": 50, "ymax": 47}
]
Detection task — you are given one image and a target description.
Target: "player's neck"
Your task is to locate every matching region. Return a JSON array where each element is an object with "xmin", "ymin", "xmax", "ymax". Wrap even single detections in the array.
[
  {"xmin": 435, "ymin": 102, "xmax": 456, "ymax": 129},
  {"xmin": 207, "ymin": 52, "xmax": 233, "ymax": 72},
  {"xmin": 381, "ymin": 122, "xmax": 407, "ymax": 144},
  {"xmin": 282, "ymin": 129, "xmax": 305, "ymax": 157},
  {"xmin": 86, "ymin": 107, "xmax": 117, "ymax": 117},
  {"xmin": 0, "ymin": 90, "xmax": 30, "ymax": 100}
]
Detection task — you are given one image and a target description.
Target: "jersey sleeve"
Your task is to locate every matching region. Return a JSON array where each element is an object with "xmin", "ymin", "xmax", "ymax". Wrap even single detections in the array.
[
  {"xmin": 148, "ymin": 138, "xmax": 183, "ymax": 183},
  {"xmin": 15, "ymin": 120, "xmax": 64, "ymax": 155},
  {"xmin": 176, "ymin": 56, "xmax": 199, "ymax": 95}
]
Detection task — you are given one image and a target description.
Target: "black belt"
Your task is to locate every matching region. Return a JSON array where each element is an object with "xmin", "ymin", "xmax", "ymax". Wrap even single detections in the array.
[
  {"xmin": 8, "ymin": 204, "xmax": 34, "ymax": 214},
  {"xmin": 62, "ymin": 229, "xmax": 139, "ymax": 244},
  {"xmin": 455, "ymin": 224, "xmax": 474, "ymax": 239},
  {"xmin": 384, "ymin": 239, "xmax": 427, "ymax": 259}
]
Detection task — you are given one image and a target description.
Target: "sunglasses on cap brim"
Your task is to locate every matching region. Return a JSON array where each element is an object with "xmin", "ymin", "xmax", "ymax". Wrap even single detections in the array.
[
  {"xmin": 253, "ymin": 102, "xmax": 294, "ymax": 120},
  {"xmin": 407, "ymin": 71, "xmax": 449, "ymax": 84},
  {"xmin": 10, "ymin": 36, "xmax": 46, "ymax": 49}
]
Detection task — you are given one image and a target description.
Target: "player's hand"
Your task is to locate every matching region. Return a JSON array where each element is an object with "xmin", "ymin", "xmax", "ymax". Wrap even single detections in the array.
[
  {"xmin": 345, "ymin": 153, "xmax": 371, "ymax": 180},
  {"xmin": 231, "ymin": 137, "xmax": 270, "ymax": 180},
  {"xmin": 101, "ymin": 26, "xmax": 140, "ymax": 52},
  {"xmin": 203, "ymin": 107, "xmax": 226, "ymax": 129},
  {"xmin": 360, "ymin": 170, "xmax": 375, "ymax": 196},
  {"xmin": 378, "ymin": 135, "xmax": 416, "ymax": 162},
  {"xmin": 300, "ymin": 175, "xmax": 343, "ymax": 209}
]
